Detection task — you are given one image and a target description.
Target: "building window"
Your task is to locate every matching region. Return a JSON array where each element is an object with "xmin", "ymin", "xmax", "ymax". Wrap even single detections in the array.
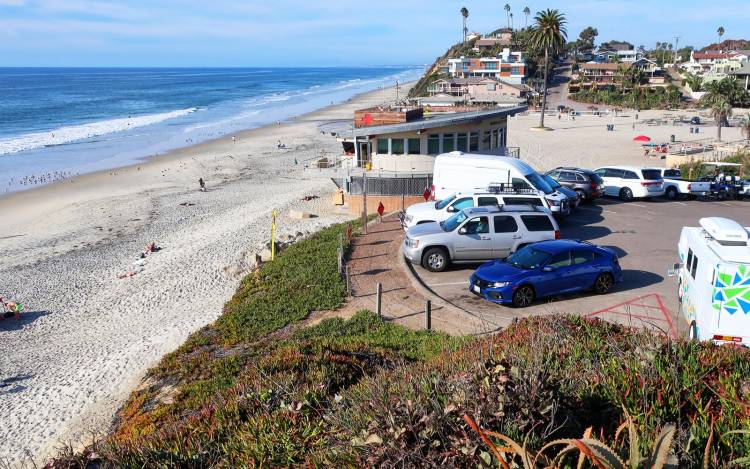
[
  {"xmin": 491, "ymin": 129, "xmax": 498, "ymax": 149},
  {"xmin": 511, "ymin": 67, "xmax": 521, "ymax": 75},
  {"xmin": 469, "ymin": 132, "xmax": 479, "ymax": 152},
  {"xmin": 486, "ymin": 83, "xmax": 497, "ymax": 91},
  {"xmin": 485, "ymin": 62, "xmax": 498, "ymax": 70},
  {"xmin": 500, "ymin": 128, "xmax": 506, "ymax": 147},
  {"xmin": 407, "ymin": 138, "xmax": 421, "ymax": 155},
  {"xmin": 427, "ymin": 134, "xmax": 440, "ymax": 154},
  {"xmin": 457, "ymin": 133, "xmax": 467, "ymax": 152},
  {"xmin": 483, "ymin": 130, "xmax": 491, "ymax": 150},
  {"xmin": 377, "ymin": 138, "xmax": 389, "ymax": 154},
  {"xmin": 391, "ymin": 138, "xmax": 404, "ymax": 155},
  {"xmin": 442, "ymin": 133, "xmax": 455, "ymax": 152}
]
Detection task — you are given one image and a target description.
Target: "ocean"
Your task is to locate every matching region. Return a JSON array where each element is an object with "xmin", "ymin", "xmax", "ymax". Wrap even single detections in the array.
[{"xmin": 0, "ymin": 67, "xmax": 422, "ymax": 192}]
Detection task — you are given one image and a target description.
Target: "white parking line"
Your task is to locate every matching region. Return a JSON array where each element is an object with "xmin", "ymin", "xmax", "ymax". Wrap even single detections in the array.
[
  {"xmin": 603, "ymin": 210, "xmax": 617, "ymax": 214},
  {"xmin": 718, "ymin": 202, "xmax": 732, "ymax": 206},
  {"xmin": 675, "ymin": 201, "xmax": 687, "ymax": 206},
  {"xmin": 428, "ymin": 281, "xmax": 468, "ymax": 287},
  {"xmin": 630, "ymin": 203, "xmax": 647, "ymax": 207}
]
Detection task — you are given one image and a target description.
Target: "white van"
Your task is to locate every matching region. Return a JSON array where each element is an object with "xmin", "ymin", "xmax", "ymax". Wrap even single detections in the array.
[
  {"xmin": 674, "ymin": 217, "xmax": 750, "ymax": 346},
  {"xmin": 431, "ymin": 152, "xmax": 571, "ymax": 215},
  {"xmin": 592, "ymin": 166, "xmax": 664, "ymax": 200}
]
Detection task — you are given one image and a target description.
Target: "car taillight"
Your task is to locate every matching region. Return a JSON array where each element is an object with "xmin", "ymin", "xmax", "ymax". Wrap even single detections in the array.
[
  {"xmin": 713, "ymin": 334, "xmax": 743, "ymax": 344},
  {"xmin": 590, "ymin": 182, "xmax": 598, "ymax": 190},
  {"xmin": 554, "ymin": 230, "xmax": 561, "ymax": 239},
  {"xmin": 687, "ymin": 183, "xmax": 692, "ymax": 191},
  {"xmin": 641, "ymin": 181, "xmax": 659, "ymax": 186}
]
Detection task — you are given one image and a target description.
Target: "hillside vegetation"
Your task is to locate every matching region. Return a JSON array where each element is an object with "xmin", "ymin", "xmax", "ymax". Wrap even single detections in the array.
[{"xmin": 50, "ymin": 221, "xmax": 750, "ymax": 468}]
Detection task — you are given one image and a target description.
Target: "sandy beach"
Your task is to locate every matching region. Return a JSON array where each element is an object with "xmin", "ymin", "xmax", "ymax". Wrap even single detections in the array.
[
  {"xmin": 0, "ymin": 84, "xmax": 407, "ymax": 466},
  {"xmin": 1, "ymin": 81, "xmax": 747, "ymax": 466}
]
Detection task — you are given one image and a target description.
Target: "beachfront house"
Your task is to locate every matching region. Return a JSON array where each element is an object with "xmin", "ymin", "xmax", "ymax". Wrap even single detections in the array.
[
  {"xmin": 446, "ymin": 49, "xmax": 527, "ymax": 84},
  {"xmin": 579, "ymin": 63, "xmax": 623, "ymax": 86},
  {"xmin": 731, "ymin": 62, "xmax": 750, "ymax": 91},
  {"xmin": 683, "ymin": 51, "xmax": 748, "ymax": 76},
  {"xmin": 313, "ymin": 104, "xmax": 527, "ymax": 214},
  {"xmin": 616, "ymin": 49, "xmax": 642, "ymax": 63},
  {"xmin": 421, "ymin": 76, "xmax": 527, "ymax": 107}
]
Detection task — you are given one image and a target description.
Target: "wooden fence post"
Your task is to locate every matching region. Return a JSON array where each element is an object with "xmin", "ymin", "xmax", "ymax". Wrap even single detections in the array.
[
  {"xmin": 376, "ymin": 283, "xmax": 382, "ymax": 317},
  {"xmin": 425, "ymin": 300, "xmax": 432, "ymax": 331}
]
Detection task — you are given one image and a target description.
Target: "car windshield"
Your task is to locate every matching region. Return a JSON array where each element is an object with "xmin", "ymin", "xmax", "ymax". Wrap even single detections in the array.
[
  {"xmin": 506, "ymin": 246, "xmax": 551, "ymax": 270},
  {"xmin": 440, "ymin": 211, "xmax": 467, "ymax": 232},
  {"xmin": 435, "ymin": 195, "xmax": 456, "ymax": 210},
  {"xmin": 526, "ymin": 172, "xmax": 554, "ymax": 194},
  {"xmin": 641, "ymin": 169, "xmax": 663, "ymax": 181},
  {"xmin": 542, "ymin": 174, "xmax": 561, "ymax": 189}
]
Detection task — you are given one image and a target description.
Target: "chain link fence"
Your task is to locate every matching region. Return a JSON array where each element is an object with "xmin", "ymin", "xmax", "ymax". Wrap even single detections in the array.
[{"xmin": 336, "ymin": 175, "xmax": 433, "ymax": 196}]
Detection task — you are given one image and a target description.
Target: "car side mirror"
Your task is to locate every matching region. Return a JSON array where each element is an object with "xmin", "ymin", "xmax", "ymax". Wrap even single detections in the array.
[
  {"xmin": 446, "ymin": 206, "xmax": 456, "ymax": 213},
  {"xmin": 667, "ymin": 262, "xmax": 683, "ymax": 277},
  {"xmin": 542, "ymin": 265, "xmax": 555, "ymax": 272},
  {"xmin": 458, "ymin": 227, "xmax": 467, "ymax": 235}
]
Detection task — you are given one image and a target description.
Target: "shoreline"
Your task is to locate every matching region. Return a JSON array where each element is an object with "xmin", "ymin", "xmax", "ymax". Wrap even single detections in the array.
[{"xmin": 0, "ymin": 82, "xmax": 412, "ymax": 467}]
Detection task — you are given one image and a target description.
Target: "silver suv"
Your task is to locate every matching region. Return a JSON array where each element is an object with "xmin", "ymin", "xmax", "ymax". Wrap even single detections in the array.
[{"xmin": 402, "ymin": 206, "xmax": 561, "ymax": 272}]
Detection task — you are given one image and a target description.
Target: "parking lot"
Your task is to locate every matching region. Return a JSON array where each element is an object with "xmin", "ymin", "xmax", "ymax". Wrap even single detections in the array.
[{"xmin": 407, "ymin": 196, "xmax": 750, "ymax": 337}]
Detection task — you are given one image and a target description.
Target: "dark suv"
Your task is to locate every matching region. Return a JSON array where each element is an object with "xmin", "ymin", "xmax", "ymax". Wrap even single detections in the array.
[{"xmin": 545, "ymin": 167, "xmax": 603, "ymax": 201}]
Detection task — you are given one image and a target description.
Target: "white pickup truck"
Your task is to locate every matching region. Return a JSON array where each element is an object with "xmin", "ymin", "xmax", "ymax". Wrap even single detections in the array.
[{"xmin": 660, "ymin": 168, "xmax": 712, "ymax": 200}]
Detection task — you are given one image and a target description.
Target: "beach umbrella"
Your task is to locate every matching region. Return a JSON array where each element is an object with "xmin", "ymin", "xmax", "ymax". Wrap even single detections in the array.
[{"xmin": 633, "ymin": 135, "xmax": 651, "ymax": 142}]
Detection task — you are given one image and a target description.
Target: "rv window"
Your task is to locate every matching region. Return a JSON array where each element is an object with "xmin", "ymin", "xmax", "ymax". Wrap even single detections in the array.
[{"xmin": 691, "ymin": 255, "xmax": 698, "ymax": 279}]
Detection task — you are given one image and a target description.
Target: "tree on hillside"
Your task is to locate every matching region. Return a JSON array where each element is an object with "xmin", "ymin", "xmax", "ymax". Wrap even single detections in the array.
[
  {"xmin": 530, "ymin": 9, "xmax": 567, "ymax": 129},
  {"xmin": 717, "ymin": 26, "xmax": 725, "ymax": 48},
  {"xmin": 701, "ymin": 79, "xmax": 736, "ymax": 141},
  {"xmin": 578, "ymin": 26, "xmax": 598, "ymax": 53},
  {"xmin": 510, "ymin": 12, "xmax": 514, "ymax": 29},
  {"xmin": 461, "ymin": 7, "xmax": 469, "ymax": 43},
  {"xmin": 504, "ymin": 4, "xmax": 511, "ymax": 28},
  {"xmin": 523, "ymin": 6, "xmax": 530, "ymax": 28}
]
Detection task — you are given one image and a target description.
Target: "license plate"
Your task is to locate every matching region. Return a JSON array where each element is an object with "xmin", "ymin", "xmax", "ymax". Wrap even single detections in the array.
[{"xmin": 472, "ymin": 285, "xmax": 481, "ymax": 293}]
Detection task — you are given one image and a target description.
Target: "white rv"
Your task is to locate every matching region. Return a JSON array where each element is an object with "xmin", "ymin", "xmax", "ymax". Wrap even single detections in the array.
[{"xmin": 675, "ymin": 217, "xmax": 750, "ymax": 346}]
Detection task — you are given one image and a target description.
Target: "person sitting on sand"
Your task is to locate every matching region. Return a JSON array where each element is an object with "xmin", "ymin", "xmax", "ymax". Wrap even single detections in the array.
[{"xmin": 199, "ymin": 178, "xmax": 206, "ymax": 192}]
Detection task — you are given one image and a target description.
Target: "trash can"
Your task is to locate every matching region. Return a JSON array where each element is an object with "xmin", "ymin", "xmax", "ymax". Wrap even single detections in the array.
[{"xmin": 670, "ymin": 134, "xmax": 675, "ymax": 143}]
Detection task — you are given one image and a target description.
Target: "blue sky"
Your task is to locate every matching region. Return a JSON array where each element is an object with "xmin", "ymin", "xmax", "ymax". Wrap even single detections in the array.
[{"xmin": 1, "ymin": 0, "xmax": 749, "ymax": 67}]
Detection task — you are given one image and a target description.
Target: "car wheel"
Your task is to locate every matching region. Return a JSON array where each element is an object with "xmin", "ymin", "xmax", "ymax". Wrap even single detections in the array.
[
  {"xmin": 687, "ymin": 194, "xmax": 697, "ymax": 201},
  {"xmin": 688, "ymin": 321, "xmax": 699, "ymax": 341},
  {"xmin": 619, "ymin": 187, "xmax": 633, "ymax": 201},
  {"xmin": 665, "ymin": 187, "xmax": 678, "ymax": 200},
  {"xmin": 593, "ymin": 273, "xmax": 614, "ymax": 294},
  {"xmin": 422, "ymin": 247, "xmax": 448, "ymax": 272},
  {"xmin": 512, "ymin": 285, "xmax": 535, "ymax": 307},
  {"xmin": 575, "ymin": 189, "xmax": 585, "ymax": 201}
]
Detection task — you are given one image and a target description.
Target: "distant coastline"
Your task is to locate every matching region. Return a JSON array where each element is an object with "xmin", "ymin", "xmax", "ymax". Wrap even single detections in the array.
[{"xmin": 0, "ymin": 67, "xmax": 422, "ymax": 194}]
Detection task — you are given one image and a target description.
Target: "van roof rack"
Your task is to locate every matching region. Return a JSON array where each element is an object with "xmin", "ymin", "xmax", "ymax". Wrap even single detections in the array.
[{"xmin": 481, "ymin": 183, "xmax": 540, "ymax": 195}]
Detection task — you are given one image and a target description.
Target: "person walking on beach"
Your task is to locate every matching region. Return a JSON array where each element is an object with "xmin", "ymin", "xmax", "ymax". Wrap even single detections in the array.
[{"xmin": 198, "ymin": 178, "xmax": 206, "ymax": 192}]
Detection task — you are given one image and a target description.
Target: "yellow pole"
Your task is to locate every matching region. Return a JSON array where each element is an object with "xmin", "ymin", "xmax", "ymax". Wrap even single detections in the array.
[{"xmin": 271, "ymin": 210, "xmax": 277, "ymax": 261}]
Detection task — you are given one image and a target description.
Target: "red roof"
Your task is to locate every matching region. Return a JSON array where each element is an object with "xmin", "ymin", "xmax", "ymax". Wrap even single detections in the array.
[{"xmin": 693, "ymin": 52, "xmax": 737, "ymax": 60}]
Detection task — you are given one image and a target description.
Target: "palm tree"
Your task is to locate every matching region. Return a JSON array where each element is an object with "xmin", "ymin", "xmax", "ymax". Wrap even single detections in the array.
[
  {"xmin": 701, "ymin": 80, "xmax": 734, "ymax": 141},
  {"xmin": 530, "ymin": 9, "xmax": 567, "ymax": 129},
  {"xmin": 717, "ymin": 26, "xmax": 725, "ymax": 48},
  {"xmin": 461, "ymin": 7, "xmax": 469, "ymax": 43},
  {"xmin": 523, "ymin": 6, "xmax": 530, "ymax": 28},
  {"xmin": 504, "ymin": 4, "xmax": 511, "ymax": 29},
  {"xmin": 510, "ymin": 12, "xmax": 514, "ymax": 30}
]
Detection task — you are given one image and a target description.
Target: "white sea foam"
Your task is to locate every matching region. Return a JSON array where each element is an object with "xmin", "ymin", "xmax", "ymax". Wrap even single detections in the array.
[{"xmin": 0, "ymin": 108, "xmax": 197, "ymax": 156}]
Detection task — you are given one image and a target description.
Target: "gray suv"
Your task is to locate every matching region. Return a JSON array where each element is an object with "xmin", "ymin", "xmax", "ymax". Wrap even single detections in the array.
[
  {"xmin": 545, "ymin": 167, "xmax": 603, "ymax": 201},
  {"xmin": 402, "ymin": 206, "xmax": 560, "ymax": 272}
]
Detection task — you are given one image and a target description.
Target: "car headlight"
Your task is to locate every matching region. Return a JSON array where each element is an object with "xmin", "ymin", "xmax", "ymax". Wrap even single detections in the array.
[
  {"xmin": 405, "ymin": 238, "xmax": 419, "ymax": 248},
  {"xmin": 547, "ymin": 198, "xmax": 561, "ymax": 206},
  {"xmin": 491, "ymin": 281, "xmax": 510, "ymax": 288}
]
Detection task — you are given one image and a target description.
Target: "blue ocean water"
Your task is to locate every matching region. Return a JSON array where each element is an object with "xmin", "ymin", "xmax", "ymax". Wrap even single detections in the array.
[{"xmin": 0, "ymin": 67, "xmax": 422, "ymax": 192}]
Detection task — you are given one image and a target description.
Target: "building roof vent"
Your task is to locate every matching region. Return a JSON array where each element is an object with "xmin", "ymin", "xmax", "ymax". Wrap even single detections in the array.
[{"xmin": 700, "ymin": 217, "xmax": 749, "ymax": 245}]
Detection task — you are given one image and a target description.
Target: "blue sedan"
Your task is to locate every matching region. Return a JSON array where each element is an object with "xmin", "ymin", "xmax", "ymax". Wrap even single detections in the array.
[{"xmin": 469, "ymin": 240, "xmax": 623, "ymax": 307}]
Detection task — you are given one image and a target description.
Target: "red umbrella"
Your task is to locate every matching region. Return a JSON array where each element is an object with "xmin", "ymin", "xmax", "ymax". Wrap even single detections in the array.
[{"xmin": 633, "ymin": 135, "xmax": 651, "ymax": 142}]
